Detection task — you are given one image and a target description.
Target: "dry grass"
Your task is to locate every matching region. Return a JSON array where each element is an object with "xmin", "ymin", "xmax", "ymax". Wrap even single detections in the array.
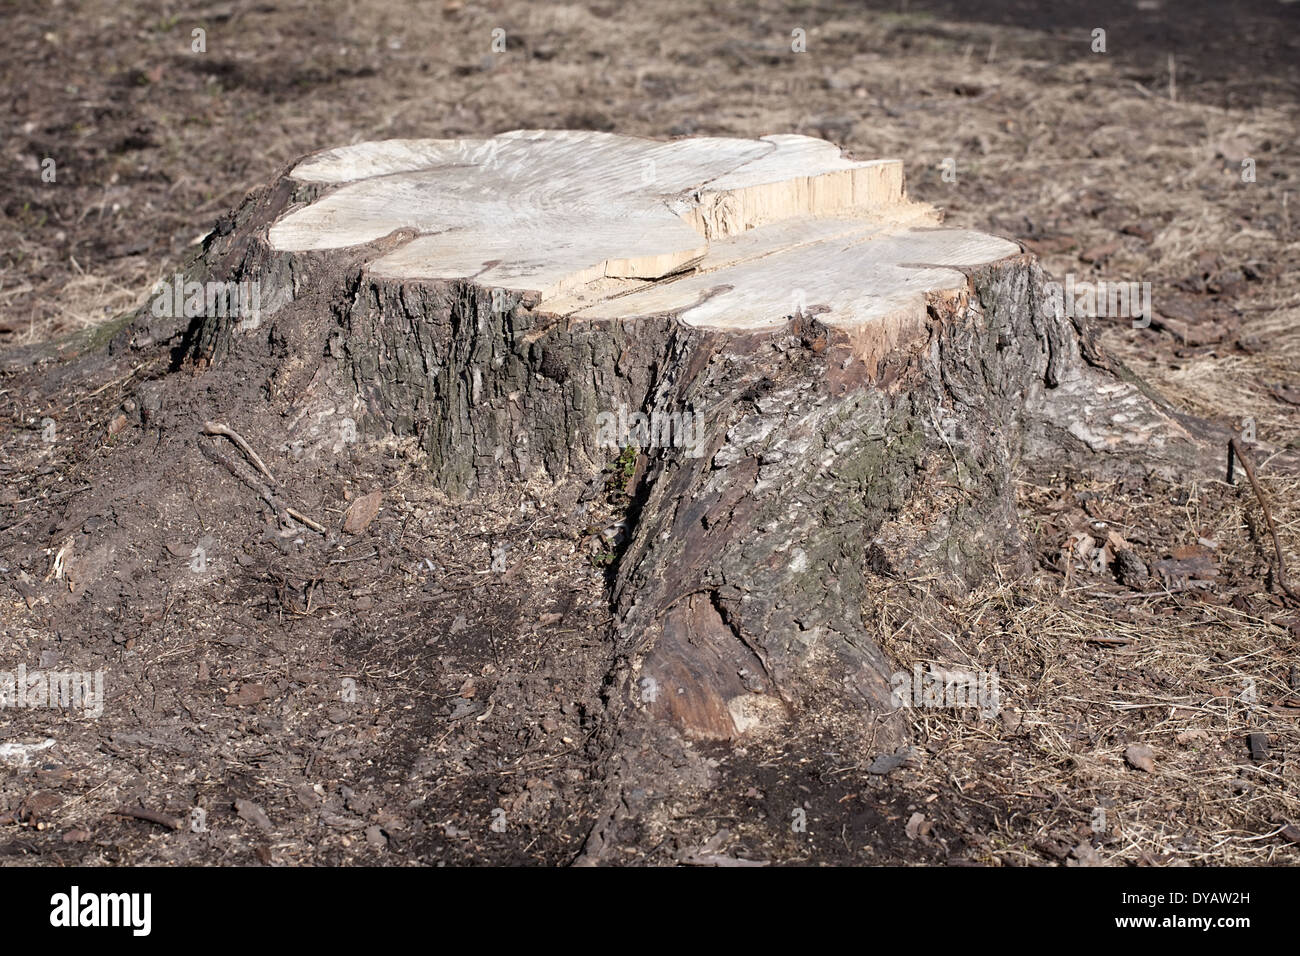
[{"xmin": 874, "ymin": 470, "xmax": 1300, "ymax": 865}]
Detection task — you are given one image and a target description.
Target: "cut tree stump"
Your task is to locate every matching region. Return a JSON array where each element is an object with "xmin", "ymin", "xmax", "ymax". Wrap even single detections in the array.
[{"xmin": 139, "ymin": 130, "xmax": 1215, "ymax": 860}]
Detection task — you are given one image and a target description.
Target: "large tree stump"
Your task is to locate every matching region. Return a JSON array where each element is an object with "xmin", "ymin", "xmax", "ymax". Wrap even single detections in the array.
[{"xmin": 143, "ymin": 131, "xmax": 1214, "ymax": 859}]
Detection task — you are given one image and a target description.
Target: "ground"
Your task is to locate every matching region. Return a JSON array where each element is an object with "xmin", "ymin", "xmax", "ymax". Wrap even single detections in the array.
[{"xmin": 1, "ymin": 0, "xmax": 1299, "ymax": 865}]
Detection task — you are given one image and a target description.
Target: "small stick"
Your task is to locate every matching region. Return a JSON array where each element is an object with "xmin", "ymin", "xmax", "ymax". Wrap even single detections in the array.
[
  {"xmin": 329, "ymin": 550, "xmax": 379, "ymax": 565},
  {"xmin": 286, "ymin": 507, "xmax": 326, "ymax": 534},
  {"xmin": 67, "ymin": 363, "xmax": 143, "ymax": 411},
  {"xmin": 1229, "ymin": 438, "xmax": 1300, "ymax": 606},
  {"xmin": 199, "ymin": 439, "xmax": 325, "ymax": 535},
  {"xmin": 1084, "ymin": 634, "xmax": 1132, "ymax": 646},
  {"xmin": 202, "ymin": 420, "xmax": 276, "ymax": 484},
  {"xmin": 114, "ymin": 805, "xmax": 182, "ymax": 830}
]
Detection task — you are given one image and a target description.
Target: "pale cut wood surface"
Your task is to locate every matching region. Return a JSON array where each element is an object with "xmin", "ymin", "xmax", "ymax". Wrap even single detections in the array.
[{"xmin": 268, "ymin": 130, "xmax": 1020, "ymax": 330}]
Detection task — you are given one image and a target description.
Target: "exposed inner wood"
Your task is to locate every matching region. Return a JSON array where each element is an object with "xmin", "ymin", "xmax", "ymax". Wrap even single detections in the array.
[{"xmin": 267, "ymin": 130, "xmax": 1019, "ymax": 336}]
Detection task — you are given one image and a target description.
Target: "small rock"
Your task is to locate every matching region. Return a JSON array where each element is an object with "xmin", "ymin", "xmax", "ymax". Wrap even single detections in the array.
[
  {"xmin": 449, "ymin": 699, "xmax": 480, "ymax": 720},
  {"xmin": 1124, "ymin": 743, "xmax": 1156, "ymax": 772},
  {"xmin": 234, "ymin": 798, "xmax": 273, "ymax": 832},
  {"xmin": 0, "ymin": 738, "xmax": 55, "ymax": 766},
  {"xmin": 868, "ymin": 746, "xmax": 920, "ymax": 776}
]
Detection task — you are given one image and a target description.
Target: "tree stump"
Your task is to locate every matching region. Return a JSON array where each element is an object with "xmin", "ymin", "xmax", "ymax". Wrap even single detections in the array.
[{"xmin": 152, "ymin": 131, "xmax": 1214, "ymax": 859}]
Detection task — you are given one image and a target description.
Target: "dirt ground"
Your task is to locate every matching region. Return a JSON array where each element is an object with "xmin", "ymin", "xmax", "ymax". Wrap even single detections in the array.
[{"xmin": 2, "ymin": 0, "xmax": 1299, "ymax": 865}]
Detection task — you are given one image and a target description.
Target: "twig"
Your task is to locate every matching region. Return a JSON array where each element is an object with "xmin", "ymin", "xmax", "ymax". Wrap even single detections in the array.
[
  {"xmin": 66, "ymin": 363, "xmax": 143, "ymax": 411},
  {"xmin": 198, "ymin": 439, "xmax": 325, "ymax": 535},
  {"xmin": 329, "ymin": 550, "xmax": 379, "ymax": 565},
  {"xmin": 676, "ymin": 829, "xmax": 768, "ymax": 867},
  {"xmin": 113, "ymin": 805, "xmax": 182, "ymax": 830},
  {"xmin": 199, "ymin": 422, "xmax": 324, "ymax": 532},
  {"xmin": 1228, "ymin": 438, "xmax": 1300, "ymax": 606},
  {"xmin": 202, "ymin": 420, "xmax": 276, "ymax": 484},
  {"xmin": 286, "ymin": 507, "xmax": 326, "ymax": 534},
  {"xmin": 678, "ymin": 852, "xmax": 769, "ymax": 867}
]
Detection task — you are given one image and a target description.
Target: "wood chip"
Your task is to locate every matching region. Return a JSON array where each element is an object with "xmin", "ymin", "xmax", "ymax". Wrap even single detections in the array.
[
  {"xmin": 905, "ymin": 811, "xmax": 931, "ymax": 840},
  {"xmin": 1124, "ymin": 743, "xmax": 1156, "ymax": 772},
  {"xmin": 225, "ymin": 683, "xmax": 268, "ymax": 707},
  {"xmin": 343, "ymin": 490, "xmax": 383, "ymax": 534},
  {"xmin": 234, "ymin": 798, "xmax": 273, "ymax": 832}
]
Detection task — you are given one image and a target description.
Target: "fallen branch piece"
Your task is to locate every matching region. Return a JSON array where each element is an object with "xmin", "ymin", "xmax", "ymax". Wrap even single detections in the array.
[
  {"xmin": 113, "ymin": 805, "xmax": 183, "ymax": 830},
  {"xmin": 202, "ymin": 420, "xmax": 277, "ymax": 484},
  {"xmin": 1228, "ymin": 438, "xmax": 1299, "ymax": 606},
  {"xmin": 199, "ymin": 436, "xmax": 325, "ymax": 535}
]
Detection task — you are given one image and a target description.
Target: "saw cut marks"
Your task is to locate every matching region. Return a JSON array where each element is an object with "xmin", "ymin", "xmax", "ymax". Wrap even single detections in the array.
[{"xmin": 268, "ymin": 130, "xmax": 1019, "ymax": 330}]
